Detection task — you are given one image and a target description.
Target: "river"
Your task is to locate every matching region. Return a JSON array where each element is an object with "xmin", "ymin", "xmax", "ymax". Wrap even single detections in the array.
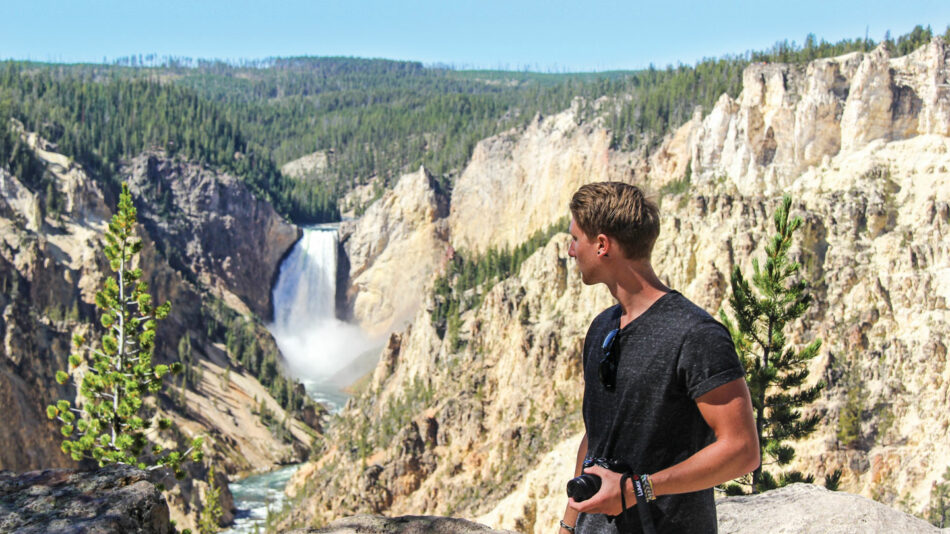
[{"xmin": 222, "ymin": 464, "xmax": 301, "ymax": 534}]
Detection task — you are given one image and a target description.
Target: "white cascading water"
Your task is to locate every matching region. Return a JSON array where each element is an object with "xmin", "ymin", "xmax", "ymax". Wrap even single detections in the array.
[
  {"xmin": 224, "ymin": 225, "xmax": 373, "ymax": 534},
  {"xmin": 268, "ymin": 225, "xmax": 372, "ymax": 409}
]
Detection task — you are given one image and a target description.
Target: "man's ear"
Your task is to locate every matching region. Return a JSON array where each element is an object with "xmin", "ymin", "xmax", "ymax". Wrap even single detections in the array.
[{"xmin": 596, "ymin": 234, "xmax": 610, "ymax": 257}]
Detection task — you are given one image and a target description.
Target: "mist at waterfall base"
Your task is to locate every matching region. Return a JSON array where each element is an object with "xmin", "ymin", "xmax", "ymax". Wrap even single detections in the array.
[{"xmin": 269, "ymin": 225, "xmax": 376, "ymax": 411}]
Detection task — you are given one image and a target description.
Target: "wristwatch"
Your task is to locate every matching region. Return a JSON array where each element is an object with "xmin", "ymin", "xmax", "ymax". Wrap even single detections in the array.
[{"xmin": 559, "ymin": 520, "xmax": 576, "ymax": 533}]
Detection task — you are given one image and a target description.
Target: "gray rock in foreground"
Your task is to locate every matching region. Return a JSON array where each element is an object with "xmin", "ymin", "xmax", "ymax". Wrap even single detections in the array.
[
  {"xmin": 718, "ymin": 483, "xmax": 948, "ymax": 533},
  {"xmin": 290, "ymin": 514, "xmax": 518, "ymax": 534},
  {"xmin": 298, "ymin": 484, "xmax": 949, "ymax": 534},
  {"xmin": 0, "ymin": 464, "xmax": 171, "ymax": 534}
]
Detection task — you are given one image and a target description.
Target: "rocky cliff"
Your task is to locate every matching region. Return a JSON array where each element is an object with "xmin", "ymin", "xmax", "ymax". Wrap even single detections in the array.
[
  {"xmin": 448, "ymin": 105, "xmax": 611, "ymax": 254},
  {"xmin": 124, "ymin": 153, "xmax": 300, "ymax": 319},
  {"xmin": 290, "ymin": 39, "xmax": 950, "ymax": 530},
  {"xmin": 650, "ymin": 39, "xmax": 950, "ymax": 515},
  {"xmin": 0, "ymin": 136, "xmax": 316, "ymax": 530},
  {"xmin": 341, "ymin": 166, "xmax": 450, "ymax": 336}
]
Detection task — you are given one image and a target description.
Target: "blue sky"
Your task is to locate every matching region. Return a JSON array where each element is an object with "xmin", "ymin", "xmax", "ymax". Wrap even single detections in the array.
[{"xmin": 1, "ymin": 0, "xmax": 949, "ymax": 71}]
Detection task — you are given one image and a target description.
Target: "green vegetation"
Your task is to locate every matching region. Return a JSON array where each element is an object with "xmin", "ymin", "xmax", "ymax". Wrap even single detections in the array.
[
  {"xmin": 836, "ymin": 367, "xmax": 867, "ymax": 449},
  {"xmin": 836, "ymin": 379, "xmax": 864, "ymax": 448},
  {"xmin": 339, "ymin": 377, "xmax": 434, "ymax": 463},
  {"xmin": 197, "ymin": 464, "xmax": 223, "ymax": 534},
  {"xmin": 928, "ymin": 466, "xmax": 950, "ymax": 527},
  {"xmin": 4, "ymin": 26, "xmax": 939, "ymax": 227},
  {"xmin": 824, "ymin": 469, "xmax": 843, "ymax": 491},
  {"xmin": 892, "ymin": 25, "xmax": 939, "ymax": 57},
  {"xmin": 201, "ymin": 297, "xmax": 306, "ymax": 415},
  {"xmin": 376, "ymin": 378, "xmax": 434, "ymax": 449},
  {"xmin": 660, "ymin": 162, "xmax": 692, "ymax": 196},
  {"xmin": 430, "ymin": 217, "xmax": 568, "ymax": 340},
  {"xmin": 720, "ymin": 195, "xmax": 824, "ymax": 494},
  {"xmin": 46, "ymin": 183, "xmax": 202, "ymax": 476},
  {"xmin": 254, "ymin": 397, "xmax": 295, "ymax": 444},
  {"xmin": 0, "ymin": 64, "xmax": 338, "ymax": 223},
  {"xmin": 0, "ymin": 111, "xmax": 45, "ymax": 190},
  {"xmin": 172, "ymin": 333, "xmax": 199, "ymax": 409}
]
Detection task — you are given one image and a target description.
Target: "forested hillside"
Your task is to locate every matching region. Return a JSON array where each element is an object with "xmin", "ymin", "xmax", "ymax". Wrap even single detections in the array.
[{"xmin": 1, "ymin": 25, "xmax": 941, "ymax": 226}]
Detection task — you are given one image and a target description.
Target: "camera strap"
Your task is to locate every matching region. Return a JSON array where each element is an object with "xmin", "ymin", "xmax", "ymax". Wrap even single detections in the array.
[{"xmin": 619, "ymin": 473, "xmax": 657, "ymax": 534}]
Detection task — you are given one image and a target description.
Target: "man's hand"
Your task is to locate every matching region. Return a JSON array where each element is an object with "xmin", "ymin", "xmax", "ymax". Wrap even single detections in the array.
[{"xmin": 567, "ymin": 464, "xmax": 635, "ymax": 516}]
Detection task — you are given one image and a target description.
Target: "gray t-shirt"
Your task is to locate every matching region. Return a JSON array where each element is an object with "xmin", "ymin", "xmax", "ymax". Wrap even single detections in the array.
[{"xmin": 575, "ymin": 291, "xmax": 744, "ymax": 534}]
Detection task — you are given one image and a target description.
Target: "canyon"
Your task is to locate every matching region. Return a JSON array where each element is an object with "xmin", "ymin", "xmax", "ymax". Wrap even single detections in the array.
[
  {"xmin": 1, "ymin": 38, "xmax": 949, "ymax": 534},
  {"xmin": 282, "ymin": 40, "xmax": 950, "ymax": 532}
]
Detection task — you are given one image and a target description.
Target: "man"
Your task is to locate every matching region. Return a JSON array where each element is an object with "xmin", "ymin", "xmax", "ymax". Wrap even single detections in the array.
[{"xmin": 559, "ymin": 182, "xmax": 759, "ymax": 534}]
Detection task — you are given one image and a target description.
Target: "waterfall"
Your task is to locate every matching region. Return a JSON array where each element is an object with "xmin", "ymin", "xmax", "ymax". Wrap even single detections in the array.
[
  {"xmin": 272, "ymin": 227, "xmax": 338, "ymax": 327},
  {"xmin": 269, "ymin": 225, "xmax": 372, "ymax": 409}
]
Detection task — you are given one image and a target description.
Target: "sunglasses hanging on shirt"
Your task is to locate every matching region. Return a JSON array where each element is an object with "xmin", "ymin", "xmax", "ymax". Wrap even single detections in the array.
[{"xmin": 599, "ymin": 328, "xmax": 619, "ymax": 391}]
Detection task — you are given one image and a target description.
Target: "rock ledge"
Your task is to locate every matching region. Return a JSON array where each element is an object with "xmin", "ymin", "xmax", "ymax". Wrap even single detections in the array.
[
  {"xmin": 291, "ymin": 514, "xmax": 517, "ymax": 534},
  {"xmin": 718, "ymin": 483, "xmax": 948, "ymax": 533},
  {"xmin": 0, "ymin": 464, "xmax": 171, "ymax": 534}
]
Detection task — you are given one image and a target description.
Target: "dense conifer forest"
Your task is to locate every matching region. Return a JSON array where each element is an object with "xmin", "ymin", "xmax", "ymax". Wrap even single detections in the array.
[{"xmin": 0, "ymin": 24, "xmax": 942, "ymax": 225}]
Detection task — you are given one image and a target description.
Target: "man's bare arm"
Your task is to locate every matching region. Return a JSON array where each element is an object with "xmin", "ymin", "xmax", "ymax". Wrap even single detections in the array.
[
  {"xmin": 559, "ymin": 433, "xmax": 588, "ymax": 532},
  {"xmin": 569, "ymin": 378, "xmax": 758, "ymax": 515}
]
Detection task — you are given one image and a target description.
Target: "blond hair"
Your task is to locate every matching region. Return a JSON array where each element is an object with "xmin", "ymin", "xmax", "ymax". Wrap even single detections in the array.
[{"xmin": 569, "ymin": 182, "xmax": 660, "ymax": 260}]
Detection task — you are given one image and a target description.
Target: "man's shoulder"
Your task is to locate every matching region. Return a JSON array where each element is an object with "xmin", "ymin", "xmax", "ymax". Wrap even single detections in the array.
[
  {"xmin": 650, "ymin": 291, "xmax": 732, "ymax": 346},
  {"xmin": 660, "ymin": 291, "xmax": 719, "ymax": 325}
]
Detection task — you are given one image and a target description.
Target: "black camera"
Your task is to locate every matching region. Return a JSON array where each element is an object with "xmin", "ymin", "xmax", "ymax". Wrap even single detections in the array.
[{"xmin": 566, "ymin": 457, "xmax": 630, "ymax": 502}]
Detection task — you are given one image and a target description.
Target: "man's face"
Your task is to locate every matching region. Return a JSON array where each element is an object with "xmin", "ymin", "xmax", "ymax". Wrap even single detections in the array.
[{"xmin": 568, "ymin": 218, "xmax": 599, "ymax": 285}]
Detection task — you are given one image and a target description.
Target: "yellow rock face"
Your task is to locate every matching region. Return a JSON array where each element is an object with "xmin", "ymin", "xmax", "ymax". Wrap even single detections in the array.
[{"xmin": 295, "ymin": 42, "xmax": 950, "ymax": 529}]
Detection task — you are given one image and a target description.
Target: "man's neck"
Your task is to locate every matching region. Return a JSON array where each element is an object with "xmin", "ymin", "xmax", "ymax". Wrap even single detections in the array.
[{"xmin": 603, "ymin": 259, "xmax": 670, "ymax": 329}]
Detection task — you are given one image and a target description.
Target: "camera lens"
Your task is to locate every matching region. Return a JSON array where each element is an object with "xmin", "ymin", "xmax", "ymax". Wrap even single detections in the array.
[{"xmin": 566, "ymin": 473, "xmax": 602, "ymax": 502}]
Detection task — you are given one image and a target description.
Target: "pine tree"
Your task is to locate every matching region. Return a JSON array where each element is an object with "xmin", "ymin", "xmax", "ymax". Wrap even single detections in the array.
[
  {"xmin": 47, "ymin": 182, "xmax": 202, "ymax": 476},
  {"xmin": 720, "ymin": 195, "xmax": 824, "ymax": 494},
  {"xmin": 197, "ymin": 464, "xmax": 223, "ymax": 534}
]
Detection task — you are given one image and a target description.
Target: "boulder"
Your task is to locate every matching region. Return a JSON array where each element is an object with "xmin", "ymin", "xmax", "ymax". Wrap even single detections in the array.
[
  {"xmin": 0, "ymin": 464, "xmax": 171, "ymax": 534},
  {"xmin": 718, "ymin": 483, "xmax": 947, "ymax": 533}
]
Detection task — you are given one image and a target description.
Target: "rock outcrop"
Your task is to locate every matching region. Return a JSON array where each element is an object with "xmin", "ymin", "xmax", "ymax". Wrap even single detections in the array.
[
  {"xmin": 289, "ymin": 41, "xmax": 950, "ymax": 529},
  {"xmin": 124, "ymin": 153, "xmax": 300, "ymax": 319},
  {"xmin": 282, "ymin": 151, "xmax": 331, "ymax": 180},
  {"xmin": 0, "ymin": 465, "xmax": 172, "ymax": 534},
  {"xmin": 342, "ymin": 166, "xmax": 450, "ymax": 336},
  {"xmin": 677, "ymin": 40, "xmax": 950, "ymax": 196},
  {"xmin": 282, "ymin": 236, "xmax": 610, "ymax": 528},
  {"xmin": 0, "ymin": 134, "xmax": 113, "ymax": 472},
  {"xmin": 448, "ymin": 106, "xmax": 611, "ymax": 254}
]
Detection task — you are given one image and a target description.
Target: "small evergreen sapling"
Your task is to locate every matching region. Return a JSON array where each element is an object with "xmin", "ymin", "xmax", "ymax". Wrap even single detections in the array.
[
  {"xmin": 197, "ymin": 464, "xmax": 224, "ymax": 534},
  {"xmin": 720, "ymin": 195, "xmax": 824, "ymax": 494},
  {"xmin": 47, "ymin": 182, "xmax": 202, "ymax": 476}
]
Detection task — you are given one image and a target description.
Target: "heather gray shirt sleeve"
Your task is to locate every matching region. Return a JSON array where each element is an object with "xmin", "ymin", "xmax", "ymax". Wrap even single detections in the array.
[{"xmin": 679, "ymin": 321, "xmax": 746, "ymax": 399}]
